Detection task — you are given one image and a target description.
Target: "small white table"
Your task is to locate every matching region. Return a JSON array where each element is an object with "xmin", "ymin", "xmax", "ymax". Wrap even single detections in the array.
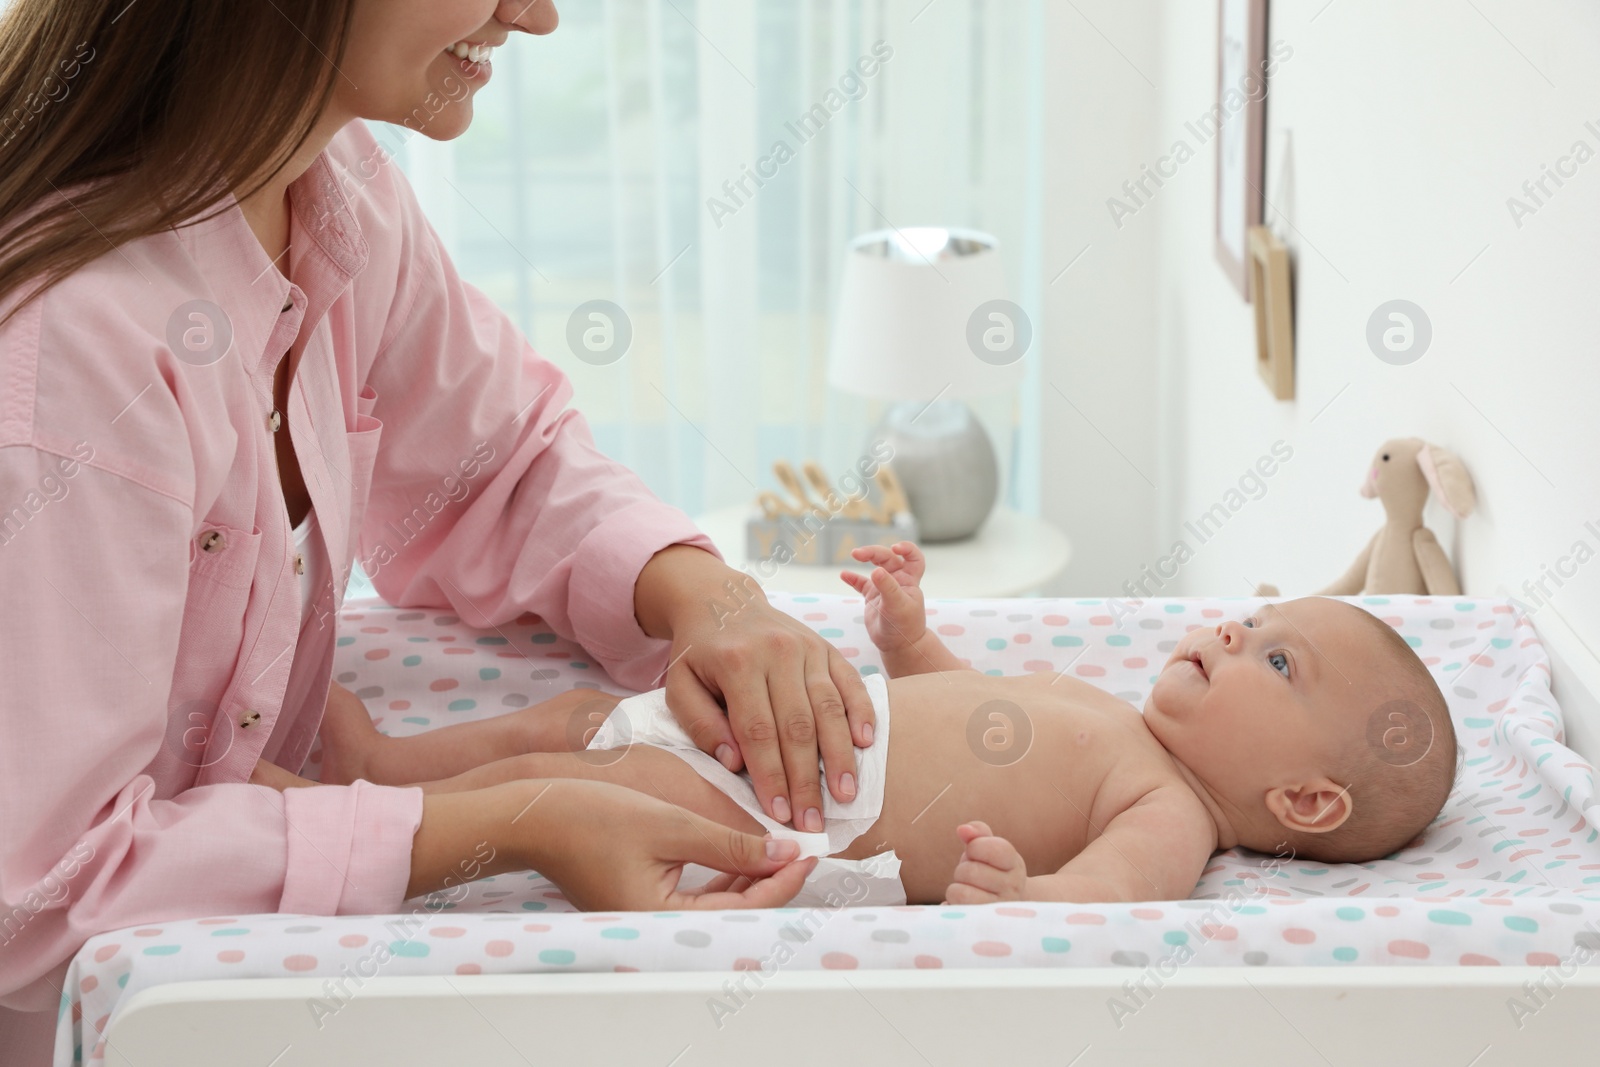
[{"xmin": 692, "ymin": 504, "xmax": 1071, "ymax": 598}]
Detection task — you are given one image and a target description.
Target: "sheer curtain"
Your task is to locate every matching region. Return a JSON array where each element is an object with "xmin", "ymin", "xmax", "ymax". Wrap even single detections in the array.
[{"xmin": 376, "ymin": 0, "xmax": 1045, "ymax": 524}]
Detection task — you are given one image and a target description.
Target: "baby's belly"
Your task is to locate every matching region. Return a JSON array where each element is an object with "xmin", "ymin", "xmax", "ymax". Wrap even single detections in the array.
[{"xmin": 836, "ymin": 691, "xmax": 1106, "ymax": 904}]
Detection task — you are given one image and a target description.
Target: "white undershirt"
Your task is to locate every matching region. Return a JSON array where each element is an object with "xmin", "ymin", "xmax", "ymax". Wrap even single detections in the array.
[{"xmin": 291, "ymin": 505, "xmax": 324, "ymax": 626}]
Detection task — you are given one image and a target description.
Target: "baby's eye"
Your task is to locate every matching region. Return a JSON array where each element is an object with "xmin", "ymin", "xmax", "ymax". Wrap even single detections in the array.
[
  {"xmin": 1268, "ymin": 651, "xmax": 1290, "ymax": 678},
  {"xmin": 1243, "ymin": 617, "xmax": 1257, "ymax": 629}
]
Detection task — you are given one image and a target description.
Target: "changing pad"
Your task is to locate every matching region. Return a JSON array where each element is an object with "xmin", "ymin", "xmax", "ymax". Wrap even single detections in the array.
[{"xmin": 54, "ymin": 594, "xmax": 1600, "ymax": 1065}]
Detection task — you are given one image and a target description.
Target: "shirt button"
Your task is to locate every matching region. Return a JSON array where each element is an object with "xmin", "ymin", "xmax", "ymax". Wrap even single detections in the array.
[
  {"xmin": 199, "ymin": 530, "xmax": 227, "ymax": 553},
  {"xmin": 294, "ymin": 553, "xmax": 305, "ymax": 575},
  {"xmin": 269, "ymin": 409, "xmax": 282, "ymax": 433},
  {"xmin": 239, "ymin": 710, "xmax": 262, "ymax": 729}
]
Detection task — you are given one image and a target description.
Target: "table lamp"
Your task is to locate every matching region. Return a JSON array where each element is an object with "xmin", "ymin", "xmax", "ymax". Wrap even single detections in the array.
[{"xmin": 826, "ymin": 227, "xmax": 1027, "ymax": 541}]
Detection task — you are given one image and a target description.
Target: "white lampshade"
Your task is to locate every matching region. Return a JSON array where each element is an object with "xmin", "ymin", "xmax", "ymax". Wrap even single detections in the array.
[{"xmin": 826, "ymin": 227, "xmax": 1028, "ymax": 401}]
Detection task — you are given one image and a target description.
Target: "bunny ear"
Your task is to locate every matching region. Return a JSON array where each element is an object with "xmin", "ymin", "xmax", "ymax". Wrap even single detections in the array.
[{"xmin": 1416, "ymin": 444, "xmax": 1477, "ymax": 520}]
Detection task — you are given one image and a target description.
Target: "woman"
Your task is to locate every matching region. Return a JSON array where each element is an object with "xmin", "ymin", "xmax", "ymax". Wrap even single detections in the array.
[{"xmin": 0, "ymin": 0, "xmax": 876, "ymax": 1056}]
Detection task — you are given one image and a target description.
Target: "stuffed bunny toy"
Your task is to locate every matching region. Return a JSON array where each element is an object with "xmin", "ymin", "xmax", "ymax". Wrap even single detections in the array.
[{"xmin": 1259, "ymin": 438, "xmax": 1477, "ymax": 597}]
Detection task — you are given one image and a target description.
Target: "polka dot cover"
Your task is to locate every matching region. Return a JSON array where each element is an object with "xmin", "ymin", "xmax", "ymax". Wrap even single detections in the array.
[{"xmin": 54, "ymin": 594, "xmax": 1600, "ymax": 1066}]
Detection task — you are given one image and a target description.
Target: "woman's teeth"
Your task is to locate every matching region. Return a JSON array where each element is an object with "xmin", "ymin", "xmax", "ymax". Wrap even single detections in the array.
[{"xmin": 446, "ymin": 41, "xmax": 494, "ymax": 64}]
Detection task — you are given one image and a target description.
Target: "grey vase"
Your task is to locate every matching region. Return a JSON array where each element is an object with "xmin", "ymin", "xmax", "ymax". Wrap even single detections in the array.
[{"xmin": 867, "ymin": 400, "xmax": 998, "ymax": 542}]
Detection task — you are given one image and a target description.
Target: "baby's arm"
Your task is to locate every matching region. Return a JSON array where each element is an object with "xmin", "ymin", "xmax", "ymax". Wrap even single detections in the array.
[
  {"xmin": 944, "ymin": 789, "xmax": 1215, "ymax": 904},
  {"xmin": 839, "ymin": 542, "xmax": 968, "ymax": 678}
]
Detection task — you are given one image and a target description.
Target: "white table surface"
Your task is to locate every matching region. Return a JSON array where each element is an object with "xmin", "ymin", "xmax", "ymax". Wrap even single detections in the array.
[{"xmin": 693, "ymin": 504, "xmax": 1071, "ymax": 598}]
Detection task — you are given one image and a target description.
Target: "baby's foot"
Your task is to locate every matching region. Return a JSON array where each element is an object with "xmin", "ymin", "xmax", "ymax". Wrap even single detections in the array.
[{"xmin": 317, "ymin": 682, "xmax": 386, "ymax": 785}]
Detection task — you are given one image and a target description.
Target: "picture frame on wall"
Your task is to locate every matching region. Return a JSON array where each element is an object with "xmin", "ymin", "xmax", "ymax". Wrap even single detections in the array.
[{"xmin": 1215, "ymin": 0, "xmax": 1267, "ymax": 299}]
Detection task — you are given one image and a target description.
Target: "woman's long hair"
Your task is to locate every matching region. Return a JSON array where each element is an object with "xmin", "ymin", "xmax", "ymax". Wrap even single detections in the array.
[{"xmin": 0, "ymin": 0, "xmax": 354, "ymax": 331}]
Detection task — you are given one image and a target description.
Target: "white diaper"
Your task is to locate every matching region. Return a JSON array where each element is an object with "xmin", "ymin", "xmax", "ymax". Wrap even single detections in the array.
[{"xmin": 587, "ymin": 670, "xmax": 905, "ymax": 907}]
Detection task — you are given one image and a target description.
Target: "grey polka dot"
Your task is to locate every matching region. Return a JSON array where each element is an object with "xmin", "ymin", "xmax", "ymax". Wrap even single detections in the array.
[
  {"xmin": 871, "ymin": 929, "xmax": 910, "ymax": 943},
  {"xmin": 779, "ymin": 927, "xmax": 812, "ymax": 943},
  {"xmin": 1434, "ymin": 836, "xmax": 1462, "ymax": 853},
  {"xmin": 284, "ymin": 925, "xmax": 322, "ymax": 933},
  {"xmin": 502, "ymin": 694, "xmax": 529, "ymax": 706},
  {"xmin": 572, "ymin": 681, "xmax": 601, "ymax": 690},
  {"xmin": 1111, "ymin": 950, "xmax": 1148, "ymax": 967},
  {"xmin": 1449, "ymin": 637, "xmax": 1475, "ymax": 648},
  {"xmin": 674, "ymin": 930, "xmax": 712, "ymax": 947},
  {"xmin": 720, "ymin": 914, "xmax": 760, "ymax": 923},
  {"xmin": 1244, "ymin": 951, "xmax": 1269, "ymax": 965},
  {"xmin": 530, "ymin": 669, "xmax": 561, "ymax": 681},
  {"xmin": 1429, "ymin": 619, "xmax": 1453, "ymax": 630},
  {"xmin": 1139, "ymin": 619, "xmax": 1163, "ymax": 629},
  {"xmin": 1157, "ymin": 640, "xmax": 1178, "ymax": 652},
  {"xmin": 397, "ymin": 612, "xmax": 426, "ymax": 621},
  {"xmin": 356, "ymin": 686, "xmax": 383, "ymax": 700},
  {"xmin": 969, "ymin": 609, "xmax": 996, "ymax": 617},
  {"xmin": 1550, "ymin": 902, "xmax": 1583, "ymax": 915},
  {"xmin": 337, "ymin": 671, "xmax": 358, "ymax": 683},
  {"xmin": 435, "ymin": 615, "xmax": 461, "ymax": 626},
  {"xmin": 852, "ymin": 913, "xmax": 878, "ymax": 922}
]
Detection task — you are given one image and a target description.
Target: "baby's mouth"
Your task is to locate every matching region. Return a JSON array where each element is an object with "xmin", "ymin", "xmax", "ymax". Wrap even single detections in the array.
[{"xmin": 1189, "ymin": 650, "xmax": 1208, "ymax": 681}]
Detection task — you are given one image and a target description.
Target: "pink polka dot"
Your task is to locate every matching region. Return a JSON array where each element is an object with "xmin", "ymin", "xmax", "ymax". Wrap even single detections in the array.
[
  {"xmin": 364, "ymin": 648, "xmax": 389, "ymax": 660},
  {"xmin": 523, "ymin": 924, "xmax": 551, "ymax": 933},
  {"xmin": 360, "ymin": 626, "xmax": 389, "ymax": 634},
  {"xmin": 133, "ymin": 928, "xmax": 163, "ymax": 937},
  {"xmin": 996, "ymin": 907, "xmax": 1037, "ymax": 918},
  {"xmin": 804, "ymin": 613, "xmax": 827, "ymax": 621},
  {"xmin": 438, "ymin": 635, "xmax": 456, "ymax": 642},
  {"xmin": 821, "ymin": 952, "xmax": 859, "ymax": 969},
  {"xmin": 582, "ymin": 915, "xmax": 621, "ymax": 923},
  {"xmin": 1200, "ymin": 924, "xmax": 1237, "ymax": 940},
  {"xmin": 94, "ymin": 1015, "xmax": 108, "ymax": 1034},
  {"xmin": 1123, "ymin": 657, "xmax": 1148, "ymax": 669},
  {"xmin": 937, "ymin": 624, "xmax": 966, "ymax": 636},
  {"xmin": 456, "ymin": 963, "xmax": 482, "ymax": 975},
  {"xmin": 429, "ymin": 678, "xmax": 459, "ymax": 691},
  {"xmin": 1460, "ymin": 954, "xmax": 1499, "ymax": 966},
  {"xmin": 1200, "ymin": 608, "xmax": 1223, "ymax": 618},
  {"xmin": 283, "ymin": 954, "xmax": 319, "ymax": 971},
  {"xmin": 485, "ymin": 940, "xmax": 515, "ymax": 957},
  {"xmin": 1283, "ymin": 928, "xmax": 1315, "ymax": 944},
  {"xmin": 1478, "ymin": 897, "xmax": 1511, "ymax": 906},
  {"xmin": 914, "ymin": 955, "xmax": 943, "ymax": 968},
  {"xmin": 388, "ymin": 700, "xmax": 411, "ymax": 711},
  {"xmin": 430, "ymin": 926, "xmax": 466, "ymax": 938},
  {"xmin": 1042, "ymin": 615, "xmax": 1069, "ymax": 626},
  {"xmin": 81, "ymin": 976, "xmax": 98, "ymax": 994},
  {"xmin": 1375, "ymin": 906, "xmax": 1401, "ymax": 917},
  {"xmin": 197, "ymin": 918, "xmax": 237, "ymax": 925},
  {"xmin": 1075, "ymin": 665, "xmax": 1105, "ymax": 677},
  {"xmin": 1388, "ymin": 940, "xmax": 1429, "ymax": 959},
  {"xmin": 838, "ymin": 647, "xmax": 860, "ymax": 658},
  {"xmin": 1131, "ymin": 908, "xmax": 1163, "ymax": 920},
  {"xmin": 1527, "ymin": 952, "xmax": 1561, "ymax": 966},
  {"xmin": 339, "ymin": 934, "xmax": 368, "ymax": 948},
  {"xmin": 1089, "ymin": 615, "xmax": 1113, "ymax": 626},
  {"xmin": 1023, "ymin": 660, "xmax": 1055, "ymax": 672},
  {"xmin": 614, "ymin": 965, "xmax": 639, "ymax": 973},
  {"xmin": 972, "ymin": 941, "xmax": 1012, "ymax": 957},
  {"xmin": 1066, "ymin": 913, "xmax": 1106, "ymax": 925},
  {"xmin": 93, "ymin": 945, "xmax": 120, "ymax": 963},
  {"xmin": 443, "ymin": 648, "xmax": 473, "ymax": 656},
  {"xmin": 733, "ymin": 958, "xmax": 764, "ymax": 971},
  {"xmin": 71, "ymin": 1004, "xmax": 81, "ymax": 1025}
]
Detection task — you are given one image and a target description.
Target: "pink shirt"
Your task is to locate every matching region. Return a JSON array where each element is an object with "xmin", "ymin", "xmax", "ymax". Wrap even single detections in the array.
[{"xmin": 0, "ymin": 120, "xmax": 717, "ymax": 1010}]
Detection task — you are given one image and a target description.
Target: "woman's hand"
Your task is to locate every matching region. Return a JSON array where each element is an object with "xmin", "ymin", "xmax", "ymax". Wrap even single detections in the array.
[
  {"xmin": 408, "ymin": 778, "xmax": 817, "ymax": 910},
  {"xmin": 634, "ymin": 546, "xmax": 876, "ymax": 835}
]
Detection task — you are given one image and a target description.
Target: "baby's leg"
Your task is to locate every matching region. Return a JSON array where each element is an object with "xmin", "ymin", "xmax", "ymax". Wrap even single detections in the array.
[
  {"xmin": 320, "ymin": 686, "xmax": 622, "ymax": 787},
  {"xmin": 412, "ymin": 746, "xmax": 765, "ymax": 836}
]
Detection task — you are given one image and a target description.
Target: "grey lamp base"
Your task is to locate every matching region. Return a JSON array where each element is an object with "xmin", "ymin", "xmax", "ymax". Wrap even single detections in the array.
[{"xmin": 867, "ymin": 400, "xmax": 998, "ymax": 543}]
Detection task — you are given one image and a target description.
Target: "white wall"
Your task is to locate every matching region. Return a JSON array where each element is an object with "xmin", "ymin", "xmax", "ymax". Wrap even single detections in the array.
[
  {"xmin": 1141, "ymin": 0, "xmax": 1600, "ymax": 656},
  {"xmin": 1037, "ymin": 0, "xmax": 1163, "ymax": 595}
]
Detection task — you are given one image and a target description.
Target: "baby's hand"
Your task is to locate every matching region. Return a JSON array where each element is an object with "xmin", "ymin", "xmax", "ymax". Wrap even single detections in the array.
[
  {"xmin": 839, "ymin": 541, "xmax": 927, "ymax": 653},
  {"xmin": 943, "ymin": 821, "xmax": 1028, "ymax": 904}
]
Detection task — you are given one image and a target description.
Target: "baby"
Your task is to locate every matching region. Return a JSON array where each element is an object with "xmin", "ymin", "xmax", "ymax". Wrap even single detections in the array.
[{"xmin": 310, "ymin": 542, "xmax": 1457, "ymax": 905}]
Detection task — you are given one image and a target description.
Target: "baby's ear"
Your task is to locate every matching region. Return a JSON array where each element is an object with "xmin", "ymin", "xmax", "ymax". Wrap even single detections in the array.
[{"xmin": 1265, "ymin": 779, "xmax": 1353, "ymax": 835}]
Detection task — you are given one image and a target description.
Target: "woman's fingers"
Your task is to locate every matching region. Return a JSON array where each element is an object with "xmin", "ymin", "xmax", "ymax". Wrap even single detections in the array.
[
  {"xmin": 665, "ymin": 666, "xmax": 743, "ymax": 773},
  {"xmin": 805, "ymin": 650, "xmax": 859, "ymax": 805},
  {"xmin": 721, "ymin": 670, "xmax": 794, "ymax": 824},
  {"xmin": 828, "ymin": 645, "xmax": 877, "ymax": 749},
  {"xmin": 767, "ymin": 659, "xmax": 824, "ymax": 832},
  {"xmin": 678, "ymin": 856, "xmax": 818, "ymax": 910}
]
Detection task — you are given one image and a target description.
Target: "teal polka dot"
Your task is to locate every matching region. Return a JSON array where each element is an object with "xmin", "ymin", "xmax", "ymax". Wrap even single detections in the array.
[
  {"xmin": 1504, "ymin": 916, "xmax": 1538, "ymax": 933},
  {"xmin": 142, "ymin": 944, "xmax": 181, "ymax": 956},
  {"xmin": 210, "ymin": 928, "xmax": 250, "ymax": 936},
  {"xmin": 476, "ymin": 636, "xmax": 509, "ymax": 645},
  {"xmin": 793, "ymin": 596, "xmax": 820, "ymax": 602},
  {"xmin": 1362, "ymin": 597, "xmax": 1391, "ymax": 605},
  {"xmin": 600, "ymin": 927, "xmax": 640, "ymax": 940},
  {"xmin": 1405, "ymin": 636, "xmax": 1422, "ymax": 648},
  {"xmin": 1454, "ymin": 602, "xmax": 1475, "ymax": 611},
  {"xmin": 390, "ymin": 941, "xmax": 430, "ymax": 957},
  {"xmin": 1051, "ymin": 636, "xmax": 1083, "ymax": 647},
  {"xmin": 479, "ymin": 668, "xmax": 501, "ymax": 681},
  {"xmin": 1106, "ymin": 635, "xmax": 1131, "ymax": 646},
  {"xmin": 1162, "ymin": 930, "xmax": 1188, "ymax": 946},
  {"xmin": 1464, "ymin": 718, "xmax": 1493, "ymax": 728},
  {"xmin": 941, "ymin": 911, "xmax": 966, "ymax": 919},
  {"xmin": 117, "ymin": 973, "xmax": 128, "ymax": 989},
  {"xmin": 1428, "ymin": 910, "xmax": 1471, "ymax": 926},
  {"xmin": 1332, "ymin": 947, "xmax": 1358, "ymax": 962},
  {"xmin": 820, "ymin": 628, "xmax": 844, "ymax": 638},
  {"xmin": 1336, "ymin": 907, "xmax": 1364, "ymax": 921},
  {"xmin": 336, "ymin": 636, "xmax": 356, "ymax": 647},
  {"xmin": 569, "ymin": 662, "xmax": 589, "ymax": 670},
  {"xmin": 521, "ymin": 901, "xmax": 547, "ymax": 911},
  {"xmin": 1236, "ymin": 905, "xmax": 1266, "ymax": 915},
  {"xmin": 531, "ymin": 633, "xmax": 557, "ymax": 644},
  {"xmin": 1041, "ymin": 937, "xmax": 1071, "ymax": 953},
  {"xmin": 1163, "ymin": 604, "xmax": 1186, "ymax": 613},
  {"xmin": 860, "ymin": 665, "xmax": 881, "ymax": 675},
  {"xmin": 539, "ymin": 949, "xmax": 576, "ymax": 965},
  {"xmin": 986, "ymin": 638, "xmax": 1007, "ymax": 650},
  {"xmin": 403, "ymin": 655, "xmax": 422, "ymax": 667},
  {"xmin": 1491, "ymin": 638, "xmax": 1512, "ymax": 649},
  {"xmin": 984, "ymin": 668, "xmax": 1004, "ymax": 676},
  {"xmin": 402, "ymin": 716, "xmax": 430, "ymax": 726},
  {"xmin": 448, "ymin": 699, "xmax": 476, "ymax": 711},
  {"xmin": 408, "ymin": 636, "xmax": 430, "ymax": 643}
]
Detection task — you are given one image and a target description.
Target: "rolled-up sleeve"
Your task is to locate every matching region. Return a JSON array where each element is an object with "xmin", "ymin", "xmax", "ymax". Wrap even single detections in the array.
[
  {"xmin": 358, "ymin": 173, "xmax": 720, "ymax": 691},
  {"xmin": 0, "ymin": 450, "xmax": 424, "ymax": 1011}
]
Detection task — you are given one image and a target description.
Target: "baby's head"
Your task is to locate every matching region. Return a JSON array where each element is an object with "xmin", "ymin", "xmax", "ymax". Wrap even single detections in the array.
[{"xmin": 1144, "ymin": 598, "xmax": 1456, "ymax": 864}]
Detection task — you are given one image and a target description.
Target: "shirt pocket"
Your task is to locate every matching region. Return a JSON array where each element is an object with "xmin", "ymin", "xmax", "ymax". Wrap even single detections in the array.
[
  {"xmin": 188, "ymin": 520, "xmax": 263, "ymax": 590},
  {"xmin": 345, "ymin": 409, "xmax": 383, "ymax": 555}
]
